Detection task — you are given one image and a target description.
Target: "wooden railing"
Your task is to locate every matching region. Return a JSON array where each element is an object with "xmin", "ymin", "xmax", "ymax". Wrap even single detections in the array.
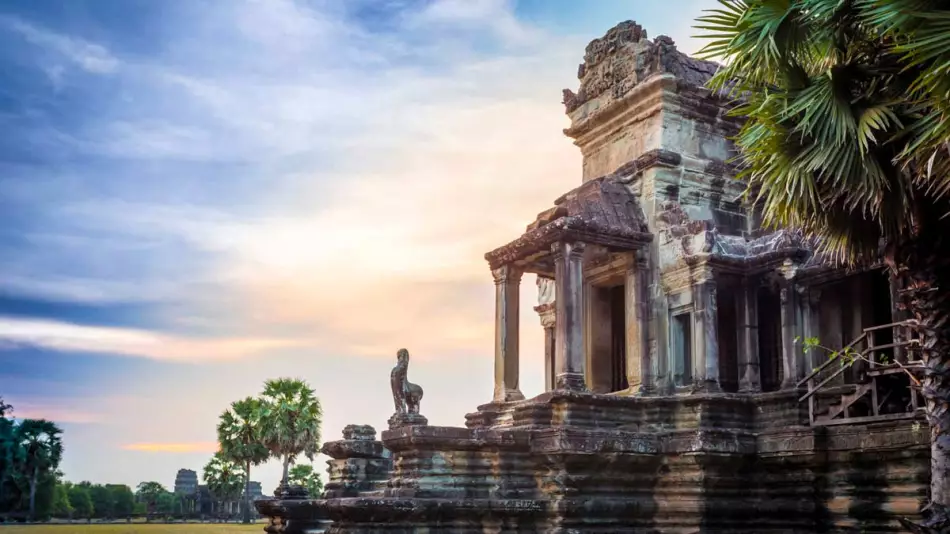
[{"xmin": 797, "ymin": 320, "xmax": 924, "ymax": 425}]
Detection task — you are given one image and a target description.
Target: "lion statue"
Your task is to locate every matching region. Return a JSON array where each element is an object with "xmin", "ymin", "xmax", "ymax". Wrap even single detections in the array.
[{"xmin": 391, "ymin": 348, "xmax": 423, "ymax": 415}]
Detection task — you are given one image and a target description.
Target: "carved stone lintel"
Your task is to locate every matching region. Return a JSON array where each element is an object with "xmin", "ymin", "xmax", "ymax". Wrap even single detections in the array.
[{"xmin": 551, "ymin": 240, "xmax": 586, "ymax": 259}]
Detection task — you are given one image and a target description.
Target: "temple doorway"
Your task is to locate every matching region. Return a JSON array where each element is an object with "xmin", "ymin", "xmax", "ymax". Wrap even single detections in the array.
[
  {"xmin": 587, "ymin": 283, "xmax": 628, "ymax": 393},
  {"xmin": 758, "ymin": 287, "xmax": 782, "ymax": 392},
  {"xmin": 609, "ymin": 285, "xmax": 627, "ymax": 392},
  {"xmin": 671, "ymin": 311, "xmax": 692, "ymax": 387}
]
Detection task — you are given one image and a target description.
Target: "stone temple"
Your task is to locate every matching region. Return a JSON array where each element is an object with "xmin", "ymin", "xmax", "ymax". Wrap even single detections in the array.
[{"xmin": 257, "ymin": 21, "xmax": 929, "ymax": 533}]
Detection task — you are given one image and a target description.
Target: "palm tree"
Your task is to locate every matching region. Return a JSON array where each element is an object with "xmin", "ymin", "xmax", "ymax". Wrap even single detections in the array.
[
  {"xmin": 135, "ymin": 481, "xmax": 166, "ymax": 519},
  {"xmin": 0, "ymin": 399, "xmax": 16, "ymax": 511},
  {"xmin": 15, "ymin": 419, "xmax": 63, "ymax": 520},
  {"xmin": 217, "ymin": 397, "xmax": 270, "ymax": 523},
  {"xmin": 202, "ymin": 452, "xmax": 245, "ymax": 520},
  {"xmin": 259, "ymin": 378, "xmax": 322, "ymax": 489},
  {"xmin": 695, "ymin": 1, "xmax": 950, "ymax": 530},
  {"xmin": 287, "ymin": 463, "xmax": 323, "ymax": 498}
]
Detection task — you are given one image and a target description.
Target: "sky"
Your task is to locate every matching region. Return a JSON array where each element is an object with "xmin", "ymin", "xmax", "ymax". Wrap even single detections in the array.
[{"xmin": 0, "ymin": 0, "xmax": 716, "ymax": 493}]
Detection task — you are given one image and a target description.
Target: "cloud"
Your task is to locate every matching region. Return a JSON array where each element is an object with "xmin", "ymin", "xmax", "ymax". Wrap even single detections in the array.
[
  {"xmin": 0, "ymin": 1, "xmax": 715, "ymax": 362},
  {"xmin": 0, "ymin": 317, "xmax": 311, "ymax": 362},
  {"xmin": 0, "ymin": 15, "xmax": 120, "ymax": 74},
  {"xmin": 0, "ymin": 0, "xmax": 722, "ymax": 491},
  {"xmin": 0, "ymin": 0, "xmax": 589, "ymax": 361},
  {"xmin": 122, "ymin": 442, "xmax": 219, "ymax": 454},
  {"xmin": 9, "ymin": 400, "xmax": 103, "ymax": 424},
  {"xmin": 405, "ymin": 0, "xmax": 541, "ymax": 46}
]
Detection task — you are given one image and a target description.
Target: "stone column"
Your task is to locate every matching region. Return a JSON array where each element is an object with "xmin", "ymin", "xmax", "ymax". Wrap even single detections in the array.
[
  {"xmin": 492, "ymin": 264, "xmax": 524, "ymax": 402},
  {"xmin": 624, "ymin": 255, "xmax": 642, "ymax": 390},
  {"xmin": 553, "ymin": 240, "xmax": 587, "ymax": 391},
  {"xmin": 535, "ymin": 303, "xmax": 557, "ymax": 392},
  {"xmin": 631, "ymin": 250, "xmax": 654, "ymax": 394},
  {"xmin": 778, "ymin": 261, "xmax": 801, "ymax": 389},
  {"xmin": 799, "ymin": 287, "xmax": 821, "ymax": 373},
  {"xmin": 737, "ymin": 276, "xmax": 761, "ymax": 392},
  {"xmin": 889, "ymin": 273, "xmax": 907, "ymax": 363},
  {"xmin": 691, "ymin": 269, "xmax": 720, "ymax": 392},
  {"xmin": 822, "ymin": 286, "xmax": 845, "ymax": 385},
  {"xmin": 535, "ymin": 276, "xmax": 557, "ymax": 392}
]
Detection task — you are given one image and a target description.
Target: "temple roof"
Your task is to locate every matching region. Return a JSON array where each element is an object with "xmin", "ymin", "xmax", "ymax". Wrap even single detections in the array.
[
  {"xmin": 485, "ymin": 177, "xmax": 652, "ymax": 270},
  {"xmin": 562, "ymin": 21, "xmax": 721, "ymax": 116}
]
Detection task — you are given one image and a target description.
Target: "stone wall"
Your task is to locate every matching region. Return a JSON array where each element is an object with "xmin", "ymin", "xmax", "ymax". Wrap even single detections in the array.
[{"xmin": 275, "ymin": 392, "xmax": 926, "ymax": 533}]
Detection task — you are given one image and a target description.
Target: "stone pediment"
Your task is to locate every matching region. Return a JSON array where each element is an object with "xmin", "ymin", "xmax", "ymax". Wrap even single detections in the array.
[
  {"xmin": 654, "ymin": 200, "xmax": 823, "ymax": 273},
  {"xmin": 562, "ymin": 20, "xmax": 720, "ymax": 116},
  {"xmin": 485, "ymin": 177, "xmax": 652, "ymax": 270}
]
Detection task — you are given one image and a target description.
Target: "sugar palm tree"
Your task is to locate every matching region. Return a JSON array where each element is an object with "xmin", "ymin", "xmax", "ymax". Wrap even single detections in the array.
[
  {"xmin": 287, "ymin": 463, "xmax": 323, "ymax": 498},
  {"xmin": 695, "ymin": 1, "xmax": 950, "ymax": 530},
  {"xmin": 0, "ymin": 398, "xmax": 16, "ymax": 511},
  {"xmin": 202, "ymin": 452, "xmax": 245, "ymax": 520},
  {"xmin": 217, "ymin": 396, "xmax": 270, "ymax": 523},
  {"xmin": 135, "ymin": 481, "xmax": 167, "ymax": 518},
  {"xmin": 15, "ymin": 419, "xmax": 63, "ymax": 520},
  {"xmin": 259, "ymin": 378, "xmax": 322, "ymax": 488}
]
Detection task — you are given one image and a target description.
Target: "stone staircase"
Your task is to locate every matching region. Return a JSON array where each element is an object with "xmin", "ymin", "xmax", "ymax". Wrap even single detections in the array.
[
  {"xmin": 812, "ymin": 382, "xmax": 872, "ymax": 423},
  {"xmin": 800, "ymin": 321, "xmax": 925, "ymax": 426}
]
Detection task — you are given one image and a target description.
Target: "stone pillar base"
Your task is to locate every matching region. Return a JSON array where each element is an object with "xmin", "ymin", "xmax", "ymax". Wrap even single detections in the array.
[
  {"xmin": 388, "ymin": 412, "xmax": 428, "ymax": 430},
  {"xmin": 636, "ymin": 383, "xmax": 657, "ymax": 397},
  {"xmin": 695, "ymin": 379, "xmax": 722, "ymax": 394},
  {"xmin": 555, "ymin": 372, "xmax": 588, "ymax": 391},
  {"xmin": 494, "ymin": 388, "xmax": 525, "ymax": 403}
]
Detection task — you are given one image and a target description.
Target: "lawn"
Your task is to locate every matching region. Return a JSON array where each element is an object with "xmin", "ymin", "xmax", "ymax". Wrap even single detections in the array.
[{"xmin": 0, "ymin": 525, "xmax": 265, "ymax": 533}]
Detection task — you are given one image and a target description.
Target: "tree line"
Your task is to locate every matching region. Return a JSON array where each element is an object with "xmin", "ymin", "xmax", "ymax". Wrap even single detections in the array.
[
  {"xmin": 0, "ymin": 396, "xmax": 64, "ymax": 521},
  {"xmin": 0, "ymin": 397, "xmax": 137, "ymax": 521},
  {"xmin": 0, "ymin": 376, "xmax": 324, "ymax": 523}
]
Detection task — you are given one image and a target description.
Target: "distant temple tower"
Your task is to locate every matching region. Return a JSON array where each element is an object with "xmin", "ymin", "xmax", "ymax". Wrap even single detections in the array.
[{"xmin": 173, "ymin": 468, "xmax": 198, "ymax": 495}]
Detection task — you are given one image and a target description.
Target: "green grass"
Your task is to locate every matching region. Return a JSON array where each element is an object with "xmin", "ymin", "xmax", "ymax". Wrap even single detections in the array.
[{"xmin": 0, "ymin": 525, "xmax": 264, "ymax": 533}]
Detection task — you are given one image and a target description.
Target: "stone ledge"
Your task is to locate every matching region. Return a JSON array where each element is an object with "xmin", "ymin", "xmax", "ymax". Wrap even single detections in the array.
[
  {"xmin": 382, "ymin": 425, "xmax": 531, "ymax": 453},
  {"xmin": 319, "ymin": 497, "xmax": 547, "ymax": 522},
  {"xmin": 467, "ymin": 389, "xmax": 809, "ymax": 432},
  {"xmin": 322, "ymin": 439, "xmax": 389, "ymax": 460},
  {"xmin": 530, "ymin": 427, "xmax": 658, "ymax": 455}
]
